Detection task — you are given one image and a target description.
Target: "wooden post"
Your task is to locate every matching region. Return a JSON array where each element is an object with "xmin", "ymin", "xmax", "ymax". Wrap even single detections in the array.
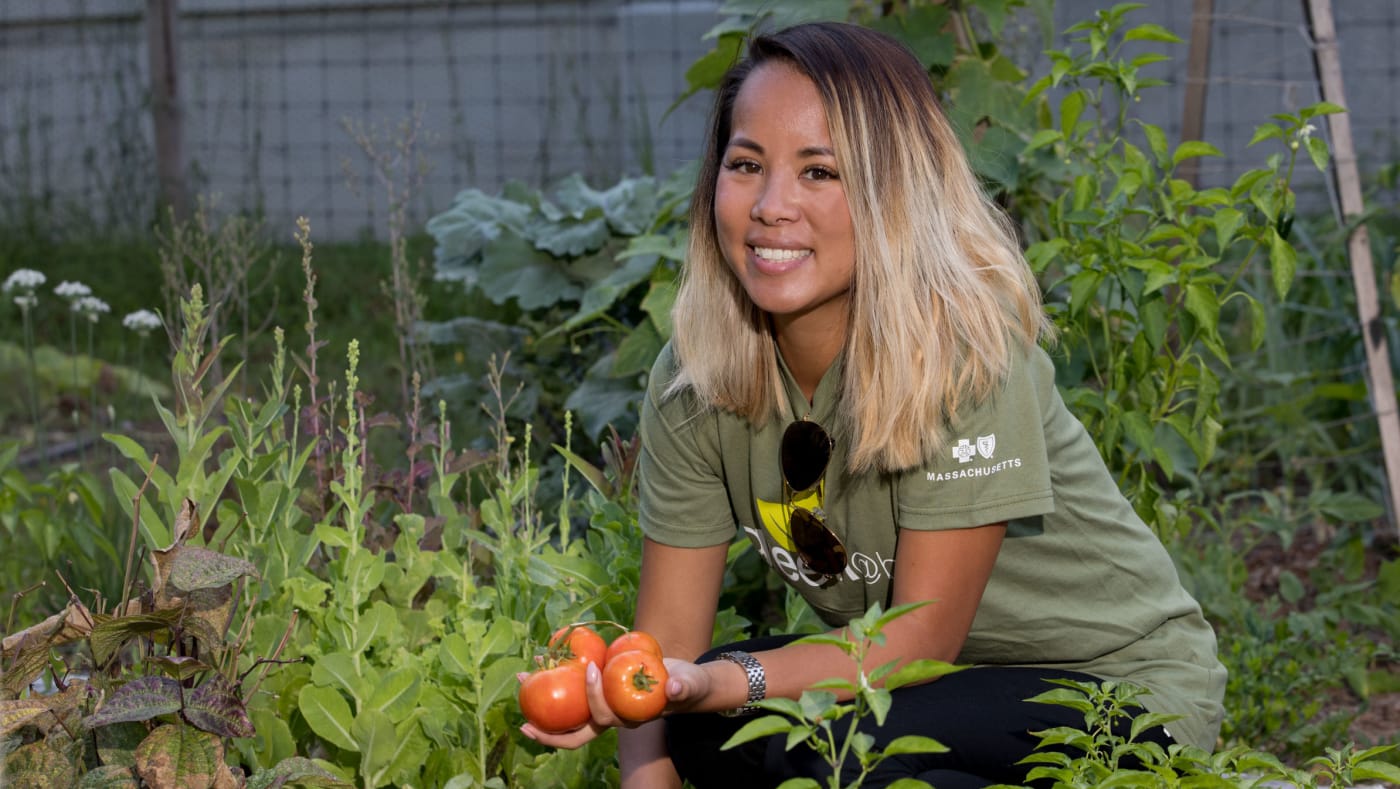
[
  {"xmin": 1305, "ymin": 0, "xmax": 1400, "ymax": 535},
  {"xmin": 1179, "ymin": 0, "xmax": 1214, "ymax": 189},
  {"xmin": 146, "ymin": 0, "xmax": 187, "ymax": 221}
]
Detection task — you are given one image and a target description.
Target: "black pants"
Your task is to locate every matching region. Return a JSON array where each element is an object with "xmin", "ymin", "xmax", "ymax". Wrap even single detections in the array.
[{"xmin": 665, "ymin": 635, "xmax": 1173, "ymax": 789}]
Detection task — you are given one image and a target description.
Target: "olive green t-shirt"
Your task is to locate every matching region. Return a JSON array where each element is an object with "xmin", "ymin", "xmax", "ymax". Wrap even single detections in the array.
[{"xmin": 637, "ymin": 341, "xmax": 1227, "ymax": 750}]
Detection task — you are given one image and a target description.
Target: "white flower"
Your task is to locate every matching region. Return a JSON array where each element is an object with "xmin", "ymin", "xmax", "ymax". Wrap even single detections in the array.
[
  {"xmin": 1297, "ymin": 123, "xmax": 1316, "ymax": 141},
  {"xmin": 3, "ymin": 268, "xmax": 46, "ymax": 293},
  {"xmin": 13, "ymin": 294, "xmax": 38, "ymax": 310},
  {"xmin": 122, "ymin": 309, "xmax": 163, "ymax": 333},
  {"xmin": 54, "ymin": 280, "xmax": 92, "ymax": 299},
  {"xmin": 73, "ymin": 295, "xmax": 110, "ymax": 322}
]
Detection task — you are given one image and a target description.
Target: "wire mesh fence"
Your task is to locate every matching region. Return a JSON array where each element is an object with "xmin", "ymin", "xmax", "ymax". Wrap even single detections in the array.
[{"xmin": 1, "ymin": 0, "xmax": 1395, "ymax": 236}]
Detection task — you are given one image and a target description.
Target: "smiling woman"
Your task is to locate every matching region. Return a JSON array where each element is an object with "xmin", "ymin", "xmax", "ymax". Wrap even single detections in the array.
[{"xmin": 520, "ymin": 21, "xmax": 1228, "ymax": 789}]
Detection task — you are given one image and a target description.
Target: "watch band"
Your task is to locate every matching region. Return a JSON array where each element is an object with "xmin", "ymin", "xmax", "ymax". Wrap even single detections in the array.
[{"xmin": 717, "ymin": 650, "xmax": 766, "ymax": 717}]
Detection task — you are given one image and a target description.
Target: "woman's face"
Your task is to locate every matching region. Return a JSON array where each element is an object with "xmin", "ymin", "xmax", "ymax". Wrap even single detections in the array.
[{"xmin": 714, "ymin": 62, "xmax": 856, "ymax": 333}]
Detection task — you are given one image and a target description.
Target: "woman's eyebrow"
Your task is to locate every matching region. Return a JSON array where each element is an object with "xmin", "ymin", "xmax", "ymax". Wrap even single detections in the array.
[{"xmin": 726, "ymin": 136, "xmax": 834, "ymax": 159}]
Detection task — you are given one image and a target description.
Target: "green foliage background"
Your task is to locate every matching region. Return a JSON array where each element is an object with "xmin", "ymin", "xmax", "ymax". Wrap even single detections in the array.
[{"xmin": 2, "ymin": 1, "xmax": 1399, "ymax": 787}]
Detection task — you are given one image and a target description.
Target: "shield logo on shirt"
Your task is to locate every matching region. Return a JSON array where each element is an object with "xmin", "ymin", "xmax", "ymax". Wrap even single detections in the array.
[{"xmin": 977, "ymin": 434, "xmax": 996, "ymax": 459}]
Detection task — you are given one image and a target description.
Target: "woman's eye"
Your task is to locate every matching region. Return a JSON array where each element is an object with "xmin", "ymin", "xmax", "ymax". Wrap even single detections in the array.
[
  {"xmin": 724, "ymin": 159, "xmax": 761, "ymax": 174},
  {"xmin": 805, "ymin": 166, "xmax": 839, "ymax": 181}
]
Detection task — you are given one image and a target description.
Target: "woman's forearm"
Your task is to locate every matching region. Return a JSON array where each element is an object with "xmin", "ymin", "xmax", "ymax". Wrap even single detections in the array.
[{"xmin": 619, "ymin": 720, "xmax": 681, "ymax": 789}]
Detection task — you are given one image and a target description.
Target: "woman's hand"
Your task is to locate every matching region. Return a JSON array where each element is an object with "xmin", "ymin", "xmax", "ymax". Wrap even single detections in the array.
[{"xmin": 518, "ymin": 656, "xmax": 720, "ymax": 748}]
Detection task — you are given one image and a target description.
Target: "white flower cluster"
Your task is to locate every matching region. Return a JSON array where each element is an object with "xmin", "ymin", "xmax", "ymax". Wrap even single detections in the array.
[
  {"xmin": 122, "ymin": 309, "xmax": 162, "ymax": 333},
  {"xmin": 3, "ymin": 268, "xmax": 46, "ymax": 309},
  {"xmin": 55, "ymin": 280, "xmax": 93, "ymax": 299},
  {"xmin": 73, "ymin": 296, "xmax": 111, "ymax": 322}
]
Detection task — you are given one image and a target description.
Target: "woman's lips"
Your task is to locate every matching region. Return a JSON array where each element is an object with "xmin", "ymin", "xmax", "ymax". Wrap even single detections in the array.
[{"xmin": 749, "ymin": 245, "xmax": 813, "ymax": 274}]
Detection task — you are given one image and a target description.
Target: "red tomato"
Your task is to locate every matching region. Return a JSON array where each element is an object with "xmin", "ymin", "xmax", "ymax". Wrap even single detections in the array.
[
  {"xmin": 550, "ymin": 624, "xmax": 607, "ymax": 669},
  {"xmin": 602, "ymin": 649, "xmax": 669, "ymax": 724},
  {"xmin": 605, "ymin": 630, "xmax": 662, "ymax": 665},
  {"xmin": 518, "ymin": 663, "xmax": 590, "ymax": 734}
]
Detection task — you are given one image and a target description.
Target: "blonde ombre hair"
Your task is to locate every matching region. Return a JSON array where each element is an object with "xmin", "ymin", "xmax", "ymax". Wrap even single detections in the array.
[{"xmin": 667, "ymin": 22, "xmax": 1051, "ymax": 474}]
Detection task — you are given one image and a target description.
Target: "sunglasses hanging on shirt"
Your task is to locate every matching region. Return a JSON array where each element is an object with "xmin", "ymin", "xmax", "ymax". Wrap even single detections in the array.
[{"xmin": 780, "ymin": 419, "xmax": 848, "ymax": 579}]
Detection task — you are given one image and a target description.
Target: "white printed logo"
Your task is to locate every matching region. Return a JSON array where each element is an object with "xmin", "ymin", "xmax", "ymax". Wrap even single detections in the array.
[
  {"xmin": 952, "ymin": 439, "xmax": 976, "ymax": 464},
  {"xmin": 977, "ymin": 434, "xmax": 996, "ymax": 459}
]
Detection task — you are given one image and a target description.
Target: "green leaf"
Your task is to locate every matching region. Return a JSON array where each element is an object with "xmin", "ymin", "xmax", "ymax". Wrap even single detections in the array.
[
  {"xmin": 1172, "ymin": 141, "xmax": 1223, "ymax": 167},
  {"xmin": 1248, "ymin": 296, "xmax": 1267, "ymax": 351},
  {"xmin": 477, "ymin": 234, "xmax": 581, "ymax": 310},
  {"xmin": 1313, "ymin": 491, "xmax": 1385, "ymax": 522},
  {"xmin": 1305, "ymin": 135, "xmax": 1330, "ymax": 172},
  {"xmin": 1124, "ymin": 23, "xmax": 1183, "ymax": 43},
  {"xmin": 1299, "ymin": 101, "xmax": 1346, "ymax": 119},
  {"xmin": 1059, "ymin": 90, "xmax": 1085, "ymax": 138},
  {"xmin": 720, "ymin": 715, "xmax": 792, "ymax": 749},
  {"xmin": 882, "ymin": 734, "xmax": 949, "ymax": 756},
  {"xmin": 1268, "ymin": 227, "xmax": 1298, "ymax": 299},
  {"xmin": 1355, "ymin": 760, "xmax": 1400, "ymax": 783},
  {"xmin": 1212, "ymin": 207, "xmax": 1244, "ymax": 254},
  {"xmin": 1141, "ymin": 123, "xmax": 1169, "ymax": 167},
  {"xmin": 1024, "ymin": 129, "xmax": 1062, "ymax": 154},
  {"xmin": 1278, "ymin": 570, "xmax": 1304, "ymax": 604},
  {"xmin": 884, "ymin": 659, "xmax": 962, "ymax": 690},
  {"xmin": 1183, "ymin": 283, "xmax": 1220, "ymax": 336},
  {"xmin": 367, "ymin": 667, "xmax": 422, "ymax": 721},
  {"xmin": 1247, "ymin": 122, "xmax": 1285, "ymax": 147},
  {"xmin": 353, "ymin": 708, "xmax": 397, "ymax": 780},
  {"xmin": 298, "ymin": 685, "xmax": 359, "ymax": 752}
]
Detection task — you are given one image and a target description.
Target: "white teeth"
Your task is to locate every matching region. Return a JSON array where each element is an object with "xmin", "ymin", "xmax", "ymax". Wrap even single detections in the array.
[{"xmin": 753, "ymin": 246, "xmax": 811, "ymax": 261}]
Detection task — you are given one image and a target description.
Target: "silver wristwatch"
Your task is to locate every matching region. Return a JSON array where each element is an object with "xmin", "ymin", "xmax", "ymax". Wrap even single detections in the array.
[{"xmin": 717, "ymin": 650, "xmax": 766, "ymax": 717}]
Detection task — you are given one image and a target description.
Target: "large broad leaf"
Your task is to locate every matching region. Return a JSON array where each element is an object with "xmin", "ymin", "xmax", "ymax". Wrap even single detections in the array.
[
  {"xmin": 169, "ymin": 546, "xmax": 259, "ymax": 592},
  {"xmin": 477, "ymin": 234, "xmax": 581, "ymax": 309},
  {"xmin": 424, "ymin": 188, "xmax": 533, "ymax": 271},
  {"xmin": 133, "ymin": 724, "xmax": 223, "ymax": 789},
  {"xmin": 529, "ymin": 215, "xmax": 610, "ymax": 258},
  {"xmin": 84, "ymin": 676, "xmax": 182, "ymax": 728},
  {"xmin": 183, "ymin": 674, "xmax": 255, "ymax": 738}
]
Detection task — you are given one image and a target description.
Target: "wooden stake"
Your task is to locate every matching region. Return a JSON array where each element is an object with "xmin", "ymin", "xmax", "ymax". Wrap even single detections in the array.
[
  {"xmin": 1179, "ymin": 0, "xmax": 1214, "ymax": 189},
  {"xmin": 1305, "ymin": 0, "xmax": 1400, "ymax": 535},
  {"xmin": 146, "ymin": 0, "xmax": 187, "ymax": 221}
]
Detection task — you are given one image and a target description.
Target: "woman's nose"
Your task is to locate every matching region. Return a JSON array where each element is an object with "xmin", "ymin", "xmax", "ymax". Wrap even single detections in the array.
[{"xmin": 750, "ymin": 176, "xmax": 800, "ymax": 225}]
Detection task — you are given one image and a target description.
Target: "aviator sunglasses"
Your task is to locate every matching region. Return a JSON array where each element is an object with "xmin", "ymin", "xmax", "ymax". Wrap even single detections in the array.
[{"xmin": 780, "ymin": 420, "xmax": 849, "ymax": 578}]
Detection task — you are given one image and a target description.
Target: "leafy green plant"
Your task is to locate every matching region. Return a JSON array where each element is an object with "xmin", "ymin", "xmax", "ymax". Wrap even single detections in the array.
[
  {"xmin": 1014, "ymin": 3, "xmax": 1341, "ymax": 540},
  {"xmin": 423, "ymin": 167, "xmax": 693, "ymax": 446},
  {"xmin": 722, "ymin": 602, "xmax": 961, "ymax": 789},
  {"xmin": 1016, "ymin": 678, "xmax": 1400, "ymax": 788},
  {"xmin": 0, "ymin": 502, "xmax": 344, "ymax": 788}
]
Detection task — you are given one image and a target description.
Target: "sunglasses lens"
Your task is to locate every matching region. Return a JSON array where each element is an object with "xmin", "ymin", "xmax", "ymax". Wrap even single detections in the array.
[
  {"xmin": 791, "ymin": 508, "xmax": 847, "ymax": 576},
  {"xmin": 781, "ymin": 421, "xmax": 832, "ymax": 493}
]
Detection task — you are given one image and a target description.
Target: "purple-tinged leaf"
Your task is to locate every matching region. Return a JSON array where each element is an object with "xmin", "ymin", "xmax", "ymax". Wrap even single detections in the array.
[
  {"xmin": 183, "ymin": 674, "xmax": 255, "ymax": 738},
  {"xmin": 84, "ymin": 676, "xmax": 182, "ymax": 728}
]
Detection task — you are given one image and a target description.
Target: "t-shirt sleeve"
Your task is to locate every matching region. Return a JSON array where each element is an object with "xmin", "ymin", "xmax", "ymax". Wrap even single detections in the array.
[
  {"xmin": 636, "ymin": 346, "xmax": 739, "ymax": 548},
  {"xmin": 895, "ymin": 345, "xmax": 1056, "ymax": 529}
]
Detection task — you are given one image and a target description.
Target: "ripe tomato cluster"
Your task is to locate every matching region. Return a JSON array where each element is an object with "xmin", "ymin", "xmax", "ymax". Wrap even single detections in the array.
[{"xmin": 518, "ymin": 624, "xmax": 668, "ymax": 734}]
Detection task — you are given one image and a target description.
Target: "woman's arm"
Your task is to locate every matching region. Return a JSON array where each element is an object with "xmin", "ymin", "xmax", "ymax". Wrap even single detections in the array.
[
  {"xmin": 745, "ymin": 523, "xmax": 1007, "ymax": 701},
  {"xmin": 619, "ymin": 537, "xmax": 729, "ymax": 789}
]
